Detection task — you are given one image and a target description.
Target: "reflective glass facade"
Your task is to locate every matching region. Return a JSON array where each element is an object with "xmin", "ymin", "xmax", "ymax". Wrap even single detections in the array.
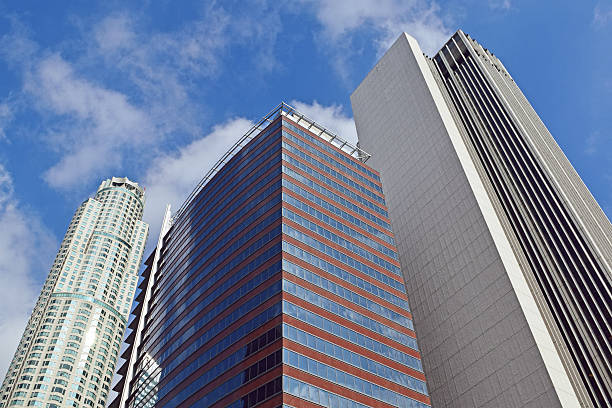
[{"xmin": 111, "ymin": 105, "xmax": 430, "ymax": 408}]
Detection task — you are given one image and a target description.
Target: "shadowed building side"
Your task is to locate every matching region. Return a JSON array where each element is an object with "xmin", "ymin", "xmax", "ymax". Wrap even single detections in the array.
[{"xmin": 110, "ymin": 103, "xmax": 431, "ymax": 408}]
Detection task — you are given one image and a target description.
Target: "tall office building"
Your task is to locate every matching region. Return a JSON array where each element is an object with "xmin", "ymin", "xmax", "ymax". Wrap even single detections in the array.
[
  {"xmin": 110, "ymin": 103, "xmax": 431, "ymax": 408},
  {"xmin": 0, "ymin": 177, "xmax": 149, "ymax": 408},
  {"xmin": 351, "ymin": 31, "xmax": 612, "ymax": 407}
]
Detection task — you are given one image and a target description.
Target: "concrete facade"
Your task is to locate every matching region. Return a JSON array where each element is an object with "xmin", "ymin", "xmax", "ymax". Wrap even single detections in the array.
[{"xmin": 350, "ymin": 33, "xmax": 596, "ymax": 407}]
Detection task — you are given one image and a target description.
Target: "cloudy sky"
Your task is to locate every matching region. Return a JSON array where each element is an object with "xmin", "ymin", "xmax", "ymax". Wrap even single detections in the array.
[{"xmin": 0, "ymin": 0, "xmax": 611, "ymax": 376}]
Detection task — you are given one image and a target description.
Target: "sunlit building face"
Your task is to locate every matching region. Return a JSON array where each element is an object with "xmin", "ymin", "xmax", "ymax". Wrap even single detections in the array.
[{"xmin": 0, "ymin": 177, "xmax": 148, "ymax": 408}]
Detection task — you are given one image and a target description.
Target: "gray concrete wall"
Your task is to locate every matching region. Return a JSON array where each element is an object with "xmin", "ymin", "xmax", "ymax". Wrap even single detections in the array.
[{"xmin": 351, "ymin": 33, "xmax": 578, "ymax": 407}]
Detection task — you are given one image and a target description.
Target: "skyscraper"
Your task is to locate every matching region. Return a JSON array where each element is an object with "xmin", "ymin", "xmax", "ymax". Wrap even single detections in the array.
[
  {"xmin": 0, "ymin": 177, "xmax": 149, "ymax": 408},
  {"xmin": 351, "ymin": 31, "xmax": 612, "ymax": 407},
  {"xmin": 110, "ymin": 103, "xmax": 431, "ymax": 408}
]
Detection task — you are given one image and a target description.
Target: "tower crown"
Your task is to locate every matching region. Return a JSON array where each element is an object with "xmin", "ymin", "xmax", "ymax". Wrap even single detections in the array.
[{"xmin": 97, "ymin": 176, "xmax": 145, "ymax": 200}]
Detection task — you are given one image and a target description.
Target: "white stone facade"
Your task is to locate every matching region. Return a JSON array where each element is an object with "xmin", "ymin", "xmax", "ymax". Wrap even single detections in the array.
[{"xmin": 0, "ymin": 177, "xmax": 149, "ymax": 408}]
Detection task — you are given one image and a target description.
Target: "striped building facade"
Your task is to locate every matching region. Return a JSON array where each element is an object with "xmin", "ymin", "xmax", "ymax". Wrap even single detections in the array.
[
  {"xmin": 351, "ymin": 31, "xmax": 612, "ymax": 407},
  {"xmin": 110, "ymin": 104, "xmax": 431, "ymax": 408}
]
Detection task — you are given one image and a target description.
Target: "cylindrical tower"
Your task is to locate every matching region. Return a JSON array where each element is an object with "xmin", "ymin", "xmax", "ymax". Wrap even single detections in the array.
[{"xmin": 0, "ymin": 177, "xmax": 149, "ymax": 408}]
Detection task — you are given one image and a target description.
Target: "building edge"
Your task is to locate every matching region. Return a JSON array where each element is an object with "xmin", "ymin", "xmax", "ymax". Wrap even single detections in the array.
[{"xmin": 110, "ymin": 204, "xmax": 172, "ymax": 408}]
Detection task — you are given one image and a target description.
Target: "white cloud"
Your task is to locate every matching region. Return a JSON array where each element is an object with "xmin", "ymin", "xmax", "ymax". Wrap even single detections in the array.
[
  {"xmin": 142, "ymin": 118, "xmax": 253, "ymax": 241},
  {"xmin": 141, "ymin": 99, "xmax": 358, "ymax": 248},
  {"xmin": 594, "ymin": 3, "xmax": 612, "ymax": 26},
  {"xmin": 0, "ymin": 101, "xmax": 13, "ymax": 140},
  {"xmin": 1, "ymin": 5, "xmax": 283, "ymax": 193},
  {"xmin": 90, "ymin": 5, "xmax": 283, "ymax": 109},
  {"xmin": 585, "ymin": 130, "xmax": 612, "ymax": 157},
  {"xmin": 0, "ymin": 23, "xmax": 187, "ymax": 191},
  {"xmin": 377, "ymin": 4, "xmax": 450, "ymax": 57},
  {"xmin": 141, "ymin": 100, "xmax": 357, "ymax": 246},
  {"xmin": 488, "ymin": 0, "xmax": 511, "ymax": 11},
  {"xmin": 1, "ymin": 2, "xmax": 450, "ymax": 195},
  {"xmin": 290, "ymin": 100, "xmax": 358, "ymax": 144},
  {"xmin": 92, "ymin": 9, "xmax": 231, "ymax": 86},
  {"xmin": 93, "ymin": 14, "xmax": 136, "ymax": 53},
  {"xmin": 0, "ymin": 165, "xmax": 56, "ymax": 378},
  {"xmin": 303, "ymin": 0, "xmax": 452, "ymax": 56},
  {"xmin": 585, "ymin": 132, "xmax": 599, "ymax": 155},
  {"xmin": 24, "ymin": 54, "xmax": 154, "ymax": 188}
]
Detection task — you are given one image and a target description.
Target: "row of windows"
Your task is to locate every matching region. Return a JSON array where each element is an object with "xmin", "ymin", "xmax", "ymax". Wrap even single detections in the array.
[
  {"xmin": 226, "ymin": 376, "xmax": 282, "ymax": 408},
  {"xmin": 282, "ymin": 121, "xmax": 380, "ymax": 181},
  {"xmin": 283, "ymin": 260, "xmax": 412, "ymax": 328},
  {"xmin": 163, "ymin": 350, "xmax": 282, "ymax": 408},
  {"xmin": 282, "ymin": 130, "xmax": 383, "ymax": 193},
  {"xmin": 160, "ymin": 174, "xmax": 280, "ymax": 297},
  {"xmin": 8, "ymin": 399, "xmax": 94, "ymax": 407},
  {"xmin": 282, "ymin": 168, "xmax": 391, "ymax": 228},
  {"xmin": 155, "ymin": 166, "xmax": 280, "ymax": 302},
  {"xmin": 282, "ymin": 375, "xmax": 369, "ymax": 408},
  {"xmin": 283, "ymin": 209, "xmax": 400, "ymax": 272},
  {"xmin": 283, "ymin": 155, "xmax": 388, "ymax": 223},
  {"xmin": 131, "ymin": 304, "xmax": 282, "ymax": 408},
  {"xmin": 282, "ymin": 301, "xmax": 421, "ymax": 368},
  {"xmin": 159, "ymin": 151, "xmax": 280, "ymax": 286},
  {"xmin": 143, "ymin": 226, "xmax": 282, "ymax": 358},
  {"xmin": 146, "ymin": 203, "xmax": 279, "ymax": 342},
  {"xmin": 167, "ymin": 348, "xmax": 280, "ymax": 408},
  {"xmin": 169, "ymin": 123, "xmax": 280, "ymax": 241},
  {"xmin": 282, "ymin": 227, "xmax": 405, "ymax": 291},
  {"xmin": 283, "ymin": 324, "xmax": 426, "ymax": 394},
  {"xmin": 91, "ymin": 231, "xmax": 131, "ymax": 251},
  {"xmin": 282, "ymin": 194, "xmax": 398, "ymax": 259},
  {"xmin": 143, "ymin": 210, "xmax": 281, "ymax": 351},
  {"xmin": 136, "ymin": 325, "xmax": 279, "ymax": 408},
  {"xmin": 283, "ymin": 349, "xmax": 429, "ymax": 408},
  {"xmin": 24, "ymin": 337, "xmax": 115, "ymax": 379},
  {"xmin": 169, "ymin": 122, "xmax": 281, "ymax": 243},
  {"xmin": 154, "ymin": 326, "xmax": 281, "ymax": 404},
  {"xmin": 282, "ymin": 151, "xmax": 386, "ymax": 209},
  {"xmin": 146, "ymin": 244, "xmax": 281, "ymax": 368},
  {"xmin": 150, "ymin": 181, "xmax": 281, "ymax": 328},
  {"xmin": 97, "ymin": 186, "xmax": 143, "ymax": 208},
  {"xmin": 154, "ymin": 277, "xmax": 281, "ymax": 366},
  {"xmin": 159, "ymin": 176, "xmax": 280, "ymax": 290},
  {"xmin": 49, "ymin": 294, "xmax": 125, "ymax": 326},
  {"xmin": 282, "ymin": 242, "xmax": 409, "ymax": 308},
  {"xmin": 6, "ymin": 382, "xmax": 103, "ymax": 408},
  {"xmin": 282, "ymin": 189, "xmax": 394, "ymax": 245},
  {"xmin": 282, "ymin": 279, "xmax": 416, "ymax": 349},
  {"xmin": 147, "ymin": 260, "xmax": 280, "ymax": 365}
]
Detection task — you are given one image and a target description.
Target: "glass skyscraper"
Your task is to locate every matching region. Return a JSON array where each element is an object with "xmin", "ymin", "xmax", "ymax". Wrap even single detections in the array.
[
  {"xmin": 111, "ymin": 104, "xmax": 431, "ymax": 408},
  {"xmin": 0, "ymin": 177, "xmax": 149, "ymax": 408},
  {"xmin": 352, "ymin": 31, "xmax": 612, "ymax": 407}
]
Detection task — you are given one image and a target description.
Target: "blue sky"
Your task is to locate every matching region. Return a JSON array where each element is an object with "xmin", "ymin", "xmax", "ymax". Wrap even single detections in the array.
[{"xmin": 0, "ymin": 0, "xmax": 610, "ymax": 375}]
